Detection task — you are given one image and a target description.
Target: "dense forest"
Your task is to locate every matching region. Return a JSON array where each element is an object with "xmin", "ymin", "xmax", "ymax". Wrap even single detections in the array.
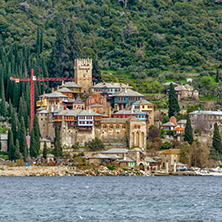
[{"xmin": 1, "ymin": 0, "xmax": 222, "ymax": 76}]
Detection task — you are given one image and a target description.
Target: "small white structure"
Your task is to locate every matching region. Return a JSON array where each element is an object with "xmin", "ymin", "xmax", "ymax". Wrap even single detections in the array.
[{"xmin": 186, "ymin": 78, "xmax": 193, "ymax": 83}]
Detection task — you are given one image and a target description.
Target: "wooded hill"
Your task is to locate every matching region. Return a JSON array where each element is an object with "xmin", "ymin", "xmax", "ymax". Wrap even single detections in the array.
[{"xmin": 1, "ymin": 0, "xmax": 222, "ymax": 79}]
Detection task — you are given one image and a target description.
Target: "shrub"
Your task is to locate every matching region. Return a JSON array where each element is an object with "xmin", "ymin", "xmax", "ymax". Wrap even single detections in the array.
[
  {"xmin": 107, "ymin": 165, "xmax": 115, "ymax": 170},
  {"xmin": 85, "ymin": 137, "xmax": 104, "ymax": 151},
  {"xmin": 161, "ymin": 142, "xmax": 171, "ymax": 149}
]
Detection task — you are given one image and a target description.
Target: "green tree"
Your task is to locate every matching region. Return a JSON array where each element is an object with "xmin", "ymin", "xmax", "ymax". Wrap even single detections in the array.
[
  {"xmin": 11, "ymin": 110, "xmax": 17, "ymax": 144},
  {"xmin": 8, "ymin": 129, "xmax": 14, "ymax": 160},
  {"xmin": 19, "ymin": 117, "xmax": 28, "ymax": 160},
  {"xmin": 0, "ymin": 97, "xmax": 6, "ymax": 117},
  {"xmin": 85, "ymin": 137, "xmax": 104, "ymax": 151},
  {"xmin": 168, "ymin": 83, "xmax": 180, "ymax": 118},
  {"xmin": 184, "ymin": 115, "xmax": 194, "ymax": 145},
  {"xmin": 54, "ymin": 125, "xmax": 62, "ymax": 157},
  {"xmin": 30, "ymin": 115, "xmax": 41, "ymax": 158},
  {"xmin": 14, "ymin": 139, "xmax": 21, "ymax": 160},
  {"xmin": 0, "ymin": 74, "xmax": 4, "ymax": 100},
  {"xmin": 48, "ymin": 22, "xmax": 70, "ymax": 78},
  {"xmin": 92, "ymin": 59, "xmax": 102, "ymax": 83},
  {"xmin": 43, "ymin": 141, "xmax": 47, "ymax": 159},
  {"xmin": 212, "ymin": 123, "xmax": 221, "ymax": 153}
]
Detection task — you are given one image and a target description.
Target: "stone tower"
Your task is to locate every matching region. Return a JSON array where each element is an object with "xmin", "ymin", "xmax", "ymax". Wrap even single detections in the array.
[{"xmin": 74, "ymin": 59, "xmax": 92, "ymax": 94}]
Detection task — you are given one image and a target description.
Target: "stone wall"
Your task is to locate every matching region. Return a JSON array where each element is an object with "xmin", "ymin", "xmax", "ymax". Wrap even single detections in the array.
[{"xmin": 96, "ymin": 123, "xmax": 127, "ymax": 146}]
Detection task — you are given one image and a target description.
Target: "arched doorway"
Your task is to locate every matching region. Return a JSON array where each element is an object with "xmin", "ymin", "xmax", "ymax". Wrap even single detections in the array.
[{"xmin": 139, "ymin": 163, "xmax": 144, "ymax": 171}]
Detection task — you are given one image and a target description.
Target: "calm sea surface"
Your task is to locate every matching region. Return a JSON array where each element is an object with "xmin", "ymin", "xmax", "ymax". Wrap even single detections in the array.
[{"xmin": 0, "ymin": 176, "xmax": 221, "ymax": 222}]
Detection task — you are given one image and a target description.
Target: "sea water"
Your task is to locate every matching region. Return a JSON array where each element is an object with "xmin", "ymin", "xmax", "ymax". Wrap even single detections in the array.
[{"xmin": 0, "ymin": 176, "xmax": 221, "ymax": 221}]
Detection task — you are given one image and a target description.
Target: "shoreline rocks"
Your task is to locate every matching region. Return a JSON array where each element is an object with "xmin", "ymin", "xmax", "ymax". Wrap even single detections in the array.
[{"xmin": 0, "ymin": 166, "xmax": 207, "ymax": 177}]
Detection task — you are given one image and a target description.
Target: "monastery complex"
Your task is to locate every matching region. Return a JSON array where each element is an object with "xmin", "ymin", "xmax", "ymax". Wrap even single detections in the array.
[{"xmin": 37, "ymin": 59, "xmax": 154, "ymax": 150}]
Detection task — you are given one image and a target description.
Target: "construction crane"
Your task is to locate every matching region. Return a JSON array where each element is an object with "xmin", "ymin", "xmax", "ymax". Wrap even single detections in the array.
[{"xmin": 10, "ymin": 68, "xmax": 96, "ymax": 130}]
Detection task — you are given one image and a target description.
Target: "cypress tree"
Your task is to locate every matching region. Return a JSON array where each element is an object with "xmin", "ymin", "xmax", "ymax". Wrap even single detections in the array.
[
  {"xmin": 30, "ymin": 115, "xmax": 40, "ymax": 158},
  {"xmin": 48, "ymin": 23, "xmax": 70, "ymax": 78},
  {"xmin": 14, "ymin": 139, "xmax": 21, "ymax": 160},
  {"xmin": 0, "ymin": 73, "xmax": 5, "ymax": 100},
  {"xmin": 11, "ymin": 110, "xmax": 17, "ymax": 144},
  {"xmin": 43, "ymin": 141, "xmax": 47, "ymax": 159},
  {"xmin": 54, "ymin": 125, "xmax": 62, "ymax": 157},
  {"xmin": 33, "ymin": 115, "xmax": 40, "ymax": 150},
  {"xmin": 68, "ymin": 20, "xmax": 81, "ymax": 75},
  {"xmin": 30, "ymin": 129, "xmax": 37, "ymax": 157},
  {"xmin": 8, "ymin": 129, "xmax": 14, "ymax": 160},
  {"xmin": 0, "ymin": 97, "xmax": 6, "ymax": 117},
  {"xmin": 8, "ymin": 99, "xmax": 12, "ymax": 119},
  {"xmin": 212, "ymin": 123, "xmax": 222, "ymax": 153},
  {"xmin": 168, "ymin": 83, "xmax": 180, "ymax": 118},
  {"xmin": 19, "ymin": 117, "xmax": 28, "ymax": 161},
  {"xmin": 92, "ymin": 60, "xmax": 102, "ymax": 83},
  {"xmin": 184, "ymin": 115, "xmax": 194, "ymax": 145}
]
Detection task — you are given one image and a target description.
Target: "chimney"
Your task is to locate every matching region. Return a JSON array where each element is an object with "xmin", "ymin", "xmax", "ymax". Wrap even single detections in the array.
[
  {"xmin": 125, "ymin": 87, "xmax": 127, "ymax": 93},
  {"xmin": 120, "ymin": 83, "xmax": 122, "ymax": 91},
  {"xmin": 140, "ymin": 97, "xmax": 142, "ymax": 103},
  {"xmin": 62, "ymin": 81, "xmax": 64, "ymax": 88},
  {"xmin": 52, "ymin": 88, "xmax": 54, "ymax": 92},
  {"xmin": 181, "ymin": 83, "xmax": 183, "ymax": 90},
  {"xmin": 57, "ymin": 85, "xmax": 59, "ymax": 92}
]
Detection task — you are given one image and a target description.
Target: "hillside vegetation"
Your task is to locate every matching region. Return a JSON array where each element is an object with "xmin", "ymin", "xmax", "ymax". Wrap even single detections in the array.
[{"xmin": 1, "ymin": 0, "xmax": 222, "ymax": 78}]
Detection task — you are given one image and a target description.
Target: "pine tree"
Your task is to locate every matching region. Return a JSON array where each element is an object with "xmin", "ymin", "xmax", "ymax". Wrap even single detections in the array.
[
  {"xmin": 54, "ymin": 125, "xmax": 62, "ymax": 157},
  {"xmin": 184, "ymin": 115, "xmax": 194, "ymax": 145},
  {"xmin": 43, "ymin": 141, "xmax": 47, "ymax": 159},
  {"xmin": 168, "ymin": 83, "xmax": 180, "ymax": 118},
  {"xmin": 19, "ymin": 117, "xmax": 28, "ymax": 161},
  {"xmin": 8, "ymin": 129, "xmax": 14, "ymax": 160},
  {"xmin": 216, "ymin": 69, "xmax": 219, "ymax": 83},
  {"xmin": 212, "ymin": 123, "xmax": 222, "ymax": 153},
  {"xmin": 14, "ymin": 139, "xmax": 21, "ymax": 160}
]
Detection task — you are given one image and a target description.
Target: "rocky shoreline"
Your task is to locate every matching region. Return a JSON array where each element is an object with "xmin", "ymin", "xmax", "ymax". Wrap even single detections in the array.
[{"xmin": 0, "ymin": 165, "xmax": 204, "ymax": 176}]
